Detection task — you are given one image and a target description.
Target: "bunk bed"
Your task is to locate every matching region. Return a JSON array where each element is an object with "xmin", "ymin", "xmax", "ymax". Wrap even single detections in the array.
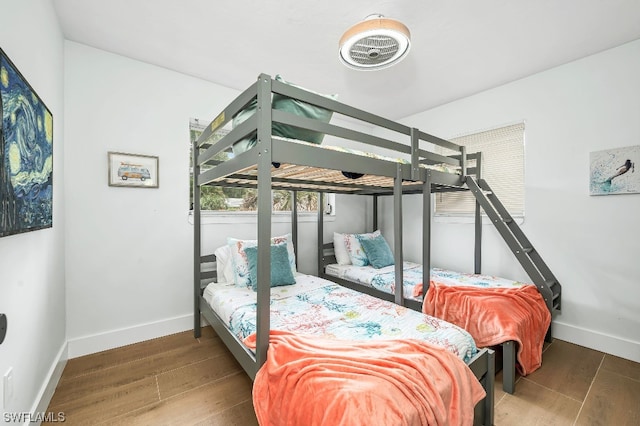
[
  {"xmin": 193, "ymin": 74, "xmax": 495, "ymax": 425},
  {"xmin": 306, "ymin": 94, "xmax": 561, "ymax": 396}
]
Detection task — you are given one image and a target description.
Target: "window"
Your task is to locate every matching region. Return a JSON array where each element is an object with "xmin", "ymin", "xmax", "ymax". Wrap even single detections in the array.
[
  {"xmin": 189, "ymin": 118, "xmax": 323, "ymax": 213},
  {"xmin": 435, "ymin": 122, "xmax": 525, "ymax": 217}
]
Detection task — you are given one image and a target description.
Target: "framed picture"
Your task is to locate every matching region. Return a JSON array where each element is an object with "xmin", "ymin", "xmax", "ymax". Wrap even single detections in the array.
[
  {"xmin": 108, "ymin": 152, "xmax": 159, "ymax": 188},
  {"xmin": 1, "ymin": 48, "xmax": 54, "ymax": 238},
  {"xmin": 589, "ymin": 145, "xmax": 639, "ymax": 195}
]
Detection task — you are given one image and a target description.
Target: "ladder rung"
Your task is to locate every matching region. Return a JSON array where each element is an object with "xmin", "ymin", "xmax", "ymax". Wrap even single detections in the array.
[
  {"xmin": 504, "ymin": 218, "xmax": 513, "ymax": 224},
  {"xmin": 522, "ymin": 247, "xmax": 533, "ymax": 254},
  {"xmin": 546, "ymin": 279, "xmax": 557, "ymax": 288},
  {"xmin": 553, "ymin": 301, "xmax": 561, "ymax": 311}
]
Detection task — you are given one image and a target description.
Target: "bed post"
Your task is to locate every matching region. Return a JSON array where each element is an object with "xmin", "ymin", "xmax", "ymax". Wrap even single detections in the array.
[
  {"xmin": 255, "ymin": 74, "xmax": 273, "ymax": 369},
  {"xmin": 317, "ymin": 191, "xmax": 324, "ymax": 276},
  {"xmin": 292, "ymin": 190, "xmax": 298, "ymax": 270},
  {"xmin": 460, "ymin": 145, "xmax": 468, "ymax": 178},
  {"xmin": 423, "ymin": 172, "xmax": 432, "ymax": 296},
  {"xmin": 372, "ymin": 194, "xmax": 378, "ymax": 232},
  {"xmin": 193, "ymin": 131, "xmax": 202, "ymax": 338},
  {"xmin": 474, "ymin": 152, "xmax": 483, "ymax": 274},
  {"xmin": 410, "ymin": 127, "xmax": 420, "ymax": 182},
  {"xmin": 393, "ymin": 164, "xmax": 404, "ymax": 306}
]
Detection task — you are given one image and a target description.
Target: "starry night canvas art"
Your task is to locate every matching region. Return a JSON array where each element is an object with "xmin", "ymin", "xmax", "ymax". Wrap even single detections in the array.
[{"xmin": 1, "ymin": 48, "xmax": 53, "ymax": 237}]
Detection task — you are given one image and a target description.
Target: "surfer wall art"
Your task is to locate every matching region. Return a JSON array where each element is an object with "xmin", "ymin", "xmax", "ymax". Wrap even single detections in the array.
[
  {"xmin": 1, "ymin": 48, "xmax": 53, "ymax": 237},
  {"xmin": 590, "ymin": 145, "xmax": 639, "ymax": 196}
]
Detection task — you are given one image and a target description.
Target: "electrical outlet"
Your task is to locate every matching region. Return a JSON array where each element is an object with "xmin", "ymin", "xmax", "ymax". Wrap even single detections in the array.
[{"xmin": 3, "ymin": 367, "xmax": 13, "ymax": 409}]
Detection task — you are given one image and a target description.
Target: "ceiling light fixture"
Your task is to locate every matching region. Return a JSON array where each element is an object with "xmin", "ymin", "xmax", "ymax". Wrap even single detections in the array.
[{"xmin": 339, "ymin": 14, "xmax": 411, "ymax": 71}]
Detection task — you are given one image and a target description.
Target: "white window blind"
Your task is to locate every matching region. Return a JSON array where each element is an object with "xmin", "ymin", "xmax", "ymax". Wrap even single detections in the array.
[{"xmin": 435, "ymin": 122, "xmax": 525, "ymax": 216}]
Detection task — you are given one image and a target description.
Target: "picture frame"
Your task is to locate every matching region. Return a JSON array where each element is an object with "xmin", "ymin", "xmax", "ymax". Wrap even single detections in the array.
[
  {"xmin": 589, "ymin": 145, "xmax": 639, "ymax": 196},
  {"xmin": 1, "ymin": 48, "xmax": 54, "ymax": 238},
  {"xmin": 108, "ymin": 152, "xmax": 159, "ymax": 188}
]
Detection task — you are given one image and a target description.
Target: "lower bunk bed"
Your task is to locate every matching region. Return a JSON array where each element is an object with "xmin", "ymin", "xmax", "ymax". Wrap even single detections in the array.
[
  {"xmin": 197, "ymin": 249, "xmax": 495, "ymax": 425},
  {"xmin": 322, "ymin": 232, "xmax": 551, "ymax": 395}
]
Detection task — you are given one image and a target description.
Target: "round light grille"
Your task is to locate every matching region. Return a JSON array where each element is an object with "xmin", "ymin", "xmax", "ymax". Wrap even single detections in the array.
[
  {"xmin": 339, "ymin": 15, "xmax": 411, "ymax": 70},
  {"xmin": 348, "ymin": 34, "xmax": 400, "ymax": 66}
]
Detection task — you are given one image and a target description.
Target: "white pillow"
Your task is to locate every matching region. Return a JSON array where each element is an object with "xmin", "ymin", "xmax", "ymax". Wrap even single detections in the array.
[
  {"xmin": 214, "ymin": 244, "xmax": 234, "ymax": 284},
  {"xmin": 344, "ymin": 230, "xmax": 381, "ymax": 267},
  {"xmin": 333, "ymin": 232, "xmax": 351, "ymax": 265}
]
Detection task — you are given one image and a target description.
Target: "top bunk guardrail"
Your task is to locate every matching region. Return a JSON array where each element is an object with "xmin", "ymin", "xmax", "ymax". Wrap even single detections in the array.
[{"xmin": 194, "ymin": 73, "xmax": 478, "ymax": 194}]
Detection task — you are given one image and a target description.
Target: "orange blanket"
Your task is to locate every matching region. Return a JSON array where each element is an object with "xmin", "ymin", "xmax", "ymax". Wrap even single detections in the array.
[
  {"xmin": 420, "ymin": 282, "xmax": 550, "ymax": 375},
  {"xmin": 245, "ymin": 330, "xmax": 485, "ymax": 426}
]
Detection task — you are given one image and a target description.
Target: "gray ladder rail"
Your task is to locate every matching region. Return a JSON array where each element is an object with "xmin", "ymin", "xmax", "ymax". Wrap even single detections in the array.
[
  {"xmin": 476, "ymin": 178, "xmax": 561, "ymax": 313},
  {"xmin": 465, "ymin": 176, "xmax": 561, "ymax": 315}
]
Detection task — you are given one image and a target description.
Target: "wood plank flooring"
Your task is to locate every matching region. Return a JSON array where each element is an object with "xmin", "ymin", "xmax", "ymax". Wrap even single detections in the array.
[{"xmin": 46, "ymin": 327, "xmax": 640, "ymax": 425}]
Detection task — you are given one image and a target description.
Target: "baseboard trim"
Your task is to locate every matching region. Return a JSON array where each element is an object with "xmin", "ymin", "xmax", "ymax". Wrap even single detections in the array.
[
  {"xmin": 552, "ymin": 320, "xmax": 640, "ymax": 363},
  {"xmin": 30, "ymin": 341, "xmax": 68, "ymax": 425},
  {"xmin": 67, "ymin": 314, "xmax": 193, "ymax": 359}
]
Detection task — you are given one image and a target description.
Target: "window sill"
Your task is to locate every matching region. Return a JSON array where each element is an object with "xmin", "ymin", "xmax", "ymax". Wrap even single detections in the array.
[
  {"xmin": 434, "ymin": 214, "xmax": 525, "ymax": 225},
  {"xmin": 188, "ymin": 210, "xmax": 336, "ymax": 225}
]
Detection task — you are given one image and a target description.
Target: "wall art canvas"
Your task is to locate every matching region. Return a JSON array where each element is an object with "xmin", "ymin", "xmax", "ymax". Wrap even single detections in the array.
[
  {"xmin": 590, "ymin": 145, "xmax": 639, "ymax": 196},
  {"xmin": 1, "ymin": 48, "xmax": 53, "ymax": 237},
  {"xmin": 108, "ymin": 152, "xmax": 159, "ymax": 188}
]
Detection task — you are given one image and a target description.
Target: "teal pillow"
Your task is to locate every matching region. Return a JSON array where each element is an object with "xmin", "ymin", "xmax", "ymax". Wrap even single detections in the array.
[
  {"xmin": 245, "ymin": 243, "xmax": 296, "ymax": 291},
  {"xmin": 231, "ymin": 75, "xmax": 337, "ymax": 155},
  {"xmin": 271, "ymin": 75, "xmax": 337, "ymax": 145},
  {"xmin": 357, "ymin": 233, "xmax": 395, "ymax": 269}
]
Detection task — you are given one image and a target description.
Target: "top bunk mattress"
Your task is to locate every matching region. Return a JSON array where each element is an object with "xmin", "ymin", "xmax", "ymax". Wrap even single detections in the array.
[{"xmin": 203, "ymin": 272, "xmax": 478, "ymax": 363}]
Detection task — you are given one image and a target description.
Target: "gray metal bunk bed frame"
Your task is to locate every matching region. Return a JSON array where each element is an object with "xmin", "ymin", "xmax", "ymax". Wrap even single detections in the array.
[
  {"xmin": 316, "ymin": 167, "xmax": 561, "ymax": 395},
  {"xmin": 193, "ymin": 73, "xmax": 494, "ymax": 425},
  {"xmin": 313, "ymin": 132, "xmax": 562, "ymax": 396}
]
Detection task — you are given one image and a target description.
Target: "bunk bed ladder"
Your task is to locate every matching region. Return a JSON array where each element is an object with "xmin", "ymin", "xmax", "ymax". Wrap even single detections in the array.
[{"xmin": 465, "ymin": 177, "xmax": 562, "ymax": 322}]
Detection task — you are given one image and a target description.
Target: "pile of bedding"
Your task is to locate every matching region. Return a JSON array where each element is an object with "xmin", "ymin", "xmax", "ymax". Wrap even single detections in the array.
[{"xmin": 245, "ymin": 330, "xmax": 485, "ymax": 426}]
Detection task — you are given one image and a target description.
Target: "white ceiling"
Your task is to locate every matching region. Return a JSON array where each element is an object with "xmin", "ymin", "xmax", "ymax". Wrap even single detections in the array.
[{"xmin": 52, "ymin": 0, "xmax": 640, "ymax": 120}]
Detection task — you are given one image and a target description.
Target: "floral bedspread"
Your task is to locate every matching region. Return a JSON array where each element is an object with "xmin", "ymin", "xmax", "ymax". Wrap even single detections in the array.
[
  {"xmin": 327, "ymin": 262, "xmax": 425, "ymax": 301},
  {"xmin": 327, "ymin": 263, "xmax": 532, "ymax": 302},
  {"xmin": 204, "ymin": 273, "xmax": 478, "ymax": 363}
]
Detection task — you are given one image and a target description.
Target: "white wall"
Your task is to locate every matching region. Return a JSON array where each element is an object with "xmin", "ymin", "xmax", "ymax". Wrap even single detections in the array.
[
  {"xmin": 64, "ymin": 43, "xmax": 368, "ymax": 356},
  {"xmin": 64, "ymin": 42, "xmax": 238, "ymax": 356},
  {"xmin": 0, "ymin": 0, "xmax": 67, "ymax": 416},
  {"xmin": 383, "ymin": 39, "xmax": 640, "ymax": 362}
]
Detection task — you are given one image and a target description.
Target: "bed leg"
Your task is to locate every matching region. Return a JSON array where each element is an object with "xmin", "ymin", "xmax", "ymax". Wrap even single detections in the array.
[
  {"xmin": 474, "ymin": 349, "xmax": 495, "ymax": 426},
  {"xmin": 485, "ymin": 349, "xmax": 495, "ymax": 426},
  {"xmin": 194, "ymin": 302, "xmax": 202, "ymax": 339},
  {"xmin": 502, "ymin": 341, "xmax": 516, "ymax": 394},
  {"xmin": 545, "ymin": 323, "xmax": 553, "ymax": 343}
]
